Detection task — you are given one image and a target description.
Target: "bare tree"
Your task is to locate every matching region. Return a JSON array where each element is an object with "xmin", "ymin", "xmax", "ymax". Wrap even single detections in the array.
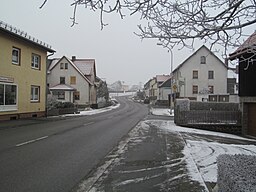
[{"xmin": 40, "ymin": 0, "xmax": 256, "ymax": 53}]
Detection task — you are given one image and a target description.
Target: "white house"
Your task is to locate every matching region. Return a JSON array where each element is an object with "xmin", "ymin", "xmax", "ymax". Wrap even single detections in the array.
[
  {"xmin": 158, "ymin": 77, "xmax": 172, "ymax": 101},
  {"xmin": 47, "ymin": 56, "xmax": 97, "ymax": 107},
  {"xmin": 172, "ymin": 45, "xmax": 228, "ymax": 101}
]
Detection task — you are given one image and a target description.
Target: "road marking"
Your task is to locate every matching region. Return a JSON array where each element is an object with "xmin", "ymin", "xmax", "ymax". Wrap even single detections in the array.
[
  {"xmin": 15, "ymin": 136, "xmax": 49, "ymax": 147},
  {"xmin": 83, "ymin": 122, "xmax": 94, "ymax": 126}
]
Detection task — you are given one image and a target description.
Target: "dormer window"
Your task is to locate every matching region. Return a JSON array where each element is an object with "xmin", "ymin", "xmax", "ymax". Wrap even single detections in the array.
[{"xmin": 200, "ymin": 56, "xmax": 206, "ymax": 64}]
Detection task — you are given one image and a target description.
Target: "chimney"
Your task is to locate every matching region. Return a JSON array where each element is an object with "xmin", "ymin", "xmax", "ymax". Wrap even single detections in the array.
[{"xmin": 71, "ymin": 56, "xmax": 76, "ymax": 61}]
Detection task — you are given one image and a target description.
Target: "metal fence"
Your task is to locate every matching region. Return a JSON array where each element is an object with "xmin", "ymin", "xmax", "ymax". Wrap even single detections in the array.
[
  {"xmin": 176, "ymin": 110, "xmax": 241, "ymax": 125},
  {"xmin": 174, "ymin": 110, "xmax": 242, "ymax": 134}
]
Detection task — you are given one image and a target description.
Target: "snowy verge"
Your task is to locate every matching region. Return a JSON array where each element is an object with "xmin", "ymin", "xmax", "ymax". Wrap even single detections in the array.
[
  {"xmin": 150, "ymin": 108, "xmax": 174, "ymax": 117},
  {"xmin": 149, "ymin": 120, "xmax": 256, "ymax": 185},
  {"xmin": 57, "ymin": 103, "xmax": 120, "ymax": 117}
]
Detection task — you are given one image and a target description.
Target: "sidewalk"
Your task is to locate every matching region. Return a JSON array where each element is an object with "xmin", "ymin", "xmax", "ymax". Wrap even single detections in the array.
[
  {"xmin": 74, "ymin": 111, "xmax": 256, "ymax": 192},
  {"xmin": 74, "ymin": 118, "xmax": 209, "ymax": 192}
]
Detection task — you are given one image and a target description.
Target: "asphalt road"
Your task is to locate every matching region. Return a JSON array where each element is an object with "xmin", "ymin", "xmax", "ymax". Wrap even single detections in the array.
[{"xmin": 0, "ymin": 97, "xmax": 148, "ymax": 192}]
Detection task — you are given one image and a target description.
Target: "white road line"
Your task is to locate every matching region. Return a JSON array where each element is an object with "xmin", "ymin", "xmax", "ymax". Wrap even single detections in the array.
[
  {"xmin": 83, "ymin": 122, "xmax": 94, "ymax": 126},
  {"xmin": 15, "ymin": 136, "xmax": 49, "ymax": 147}
]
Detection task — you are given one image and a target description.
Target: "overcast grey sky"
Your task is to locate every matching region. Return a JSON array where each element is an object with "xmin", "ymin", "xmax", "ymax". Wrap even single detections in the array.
[{"xmin": 0, "ymin": 0, "xmax": 237, "ymax": 86}]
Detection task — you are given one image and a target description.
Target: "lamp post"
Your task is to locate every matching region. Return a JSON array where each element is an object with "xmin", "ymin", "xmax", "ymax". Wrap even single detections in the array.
[{"xmin": 157, "ymin": 43, "xmax": 173, "ymax": 115}]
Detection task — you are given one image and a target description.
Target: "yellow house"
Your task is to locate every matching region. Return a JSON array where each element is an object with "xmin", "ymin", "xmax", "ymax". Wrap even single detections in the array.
[{"xmin": 0, "ymin": 21, "xmax": 55, "ymax": 120}]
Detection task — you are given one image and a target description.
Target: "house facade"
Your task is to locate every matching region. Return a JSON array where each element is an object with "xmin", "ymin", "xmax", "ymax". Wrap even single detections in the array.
[
  {"xmin": 155, "ymin": 75, "xmax": 171, "ymax": 101},
  {"xmin": 0, "ymin": 20, "xmax": 55, "ymax": 120},
  {"xmin": 229, "ymin": 32, "xmax": 256, "ymax": 137},
  {"xmin": 158, "ymin": 77, "xmax": 172, "ymax": 101},
  {"xmin": 144, "ymin": 75, "xmax": 170, "ymax": 105},
  {"xmin": 144, "ymin": 79, "xmax": 151, "ymax": 98},
  {"xmin": 172, "ymin": 45, "xmax": 228, "ymax": 101},
  {"xmin": 47, "ymin": 56, "xmax": 97, "ymax": 108}
]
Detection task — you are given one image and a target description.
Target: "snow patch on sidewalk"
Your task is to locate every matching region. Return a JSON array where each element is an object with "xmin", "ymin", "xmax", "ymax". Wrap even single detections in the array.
[
  {"xmin": 150, "ymin": 108, "xmax": 174, "ymax": 117},
  {"xmin": 150, "ymin": 120, "xmax": 256, "ymax": 184}
]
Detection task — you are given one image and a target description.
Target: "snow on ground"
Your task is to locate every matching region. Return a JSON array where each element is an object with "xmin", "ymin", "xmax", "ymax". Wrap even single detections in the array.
[
  {"xmin": 109, "ymin": 92, "xmax": 136, "ymax": 97},
  {"xmin": 62, "ymin": 103, "xmax": 120, "ymax": 117},
  {"xmin": 152, "ymin": 120, "xmax": 256, "ymax": 184},
  {"xmin": 150, "ymin": 108, "xmax": 174, "ymax": 117}
]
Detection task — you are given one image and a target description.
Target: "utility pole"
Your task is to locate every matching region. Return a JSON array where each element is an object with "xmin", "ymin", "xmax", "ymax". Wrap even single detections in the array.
[{"xmin": 157, "ymin": 43, "xmax": 173, "ymax": 115}]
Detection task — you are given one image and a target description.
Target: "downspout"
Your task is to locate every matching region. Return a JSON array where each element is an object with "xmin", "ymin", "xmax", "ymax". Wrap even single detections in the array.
[
  {"xmin": 89, "ymin": 84, "xmax": 91, "ymax": 107},
  {"xmin": 45, "ymin": 52, "xmax": 55, "ymax": 117}
]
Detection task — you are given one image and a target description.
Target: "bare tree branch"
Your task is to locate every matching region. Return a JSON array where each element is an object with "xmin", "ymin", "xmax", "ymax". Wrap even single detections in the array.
[
  {"xmin": 40, "ymin": 0, "xmax": 256, "ymax": 56},
  {"xmin": 39, "ymin": 0, "xmax": 48, "ymax": 9}
]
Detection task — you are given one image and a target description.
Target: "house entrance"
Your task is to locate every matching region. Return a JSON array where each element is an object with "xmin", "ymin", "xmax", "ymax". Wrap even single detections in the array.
[{"xmin": 248, "ymin": 103, "xmax": 256, "ymax": 137}]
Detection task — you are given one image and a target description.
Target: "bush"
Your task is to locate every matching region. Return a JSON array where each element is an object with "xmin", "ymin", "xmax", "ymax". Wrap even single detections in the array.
[{"xmin": 47, "ymin": 95, "xmax": 75, "ymax": 109}]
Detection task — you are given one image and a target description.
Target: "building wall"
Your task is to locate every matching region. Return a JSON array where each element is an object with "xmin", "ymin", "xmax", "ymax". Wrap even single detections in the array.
[
  {"xmin": 159, "ymin": 87, "xmax": 171, "ymax": 101},
  {"xmin": 0, "ymin": 31, "xmax": 47, "ymax": 119},
  {"xmin": 47, "ymin": 57, "xmax": 90, "ymax": 106},
  {"xmin": 173, "ymin": 46, "xmax": 227, "ymax": 99}
]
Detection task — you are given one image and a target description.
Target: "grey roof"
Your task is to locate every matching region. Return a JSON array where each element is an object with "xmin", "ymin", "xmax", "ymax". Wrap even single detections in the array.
[
  {"xmin": 73, "ymin": 59, "xmax": 95, "ymax": 76},
  {"xmin": 49, "ymin": 84, "xmax": 76, "ymax": 91},
  {"xmin": 48, "ymin": 56, "xmax": 93, "ymax": 86},
  {"xmin": 156, "ymin": 75, "xmax": 171, "ymax": 83},
  {"xmin": 159, "ymin": 77, "xmax": 172, "ymax": 88}
]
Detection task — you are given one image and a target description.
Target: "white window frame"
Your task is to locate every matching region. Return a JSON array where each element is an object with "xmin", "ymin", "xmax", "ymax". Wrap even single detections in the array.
[
  {"xmin": 31, "ymin": 86, "xmax": 40, "ymax": 102},
  {"xmin": 12, "ymin": 47, "xmax": 20, "ymax": 65},
  {"xmin": 31, "ymin": 54, "xmax": 41, "ymax": 69},
  {"xmin": 0, "ymin": 83, "xmax": 18, "ymax": 111}
]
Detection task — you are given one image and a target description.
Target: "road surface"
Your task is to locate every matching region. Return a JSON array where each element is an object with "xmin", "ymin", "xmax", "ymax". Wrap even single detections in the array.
[{"xmin": 0, "ymin": 97, "xmax": 148, "ymax": 192}]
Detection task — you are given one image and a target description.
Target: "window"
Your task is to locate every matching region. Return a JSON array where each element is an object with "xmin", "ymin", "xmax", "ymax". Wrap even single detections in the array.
[
  {"xmin": 31, "ymin": 86, "xmax": 40, "ymax": 102},
  {"xmin": 65, "ymin": 63, "xmax": 68, "ymax": 69},
  {"xmin": 5, "ymin": 84, "xmax": 17, "ymax": 105},
  {"xmin": 192, "ymin": 70, "xmax": 198, "ymax": 79},
  {"xmin": 0, "ymin": 83, "xmax": 17, "ymax": 111},
  {"xmin": 192, "ymin": 85, "xmax": 198, "ymax": 94},
  {"xmin": 208, "ymin": 71, "xmax": 214, "ymax": 79},
  {"xmin": 53, "ymin": 91, "xmax": 65, "ymax": 100},
  {"xmin": 12, "ymin": 47, "xmax": 20, "ymax": 65},
  {"xmin": 70, "ymin": 76, "xmax": 76, "ymax": 84},
  {"xmin": 0, "ymin": 84, "xmax": 17, "ymax": 105},
  {"xmin": 74, "ymin": 91, "xmax": 80, "ymax": 100},
  {"xmin": 208, "ymin": 85, "xmax": 214, "ymax": 94},
  {"xmin": 0, "ymin": 84, "xmax": 3, "ymax": 105},
  {"xmin": 200, "ymin": 56, "xmax": 206, "ymax": 64},
  {"xmin": 60, "ymin": 63, "xmax": 64, "ymax": 69},
  {"xmin": 31, "ymin": 54, "xmax": 41, "ymax": 69},
  {"xmin": 60, "ymin": 77, "xmax": 65, "ymax": 84}
]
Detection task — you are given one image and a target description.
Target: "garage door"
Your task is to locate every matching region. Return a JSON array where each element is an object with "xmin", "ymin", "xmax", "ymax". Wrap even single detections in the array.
[{"xmin": 248, "ymin": 103, "xmax": 256, "ymax": 137}]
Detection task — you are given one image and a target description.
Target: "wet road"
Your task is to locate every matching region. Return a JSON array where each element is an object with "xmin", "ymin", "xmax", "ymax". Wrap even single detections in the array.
[{"xmin": 0, "ymin": 97, "xmax": 148, "ymax": 192}]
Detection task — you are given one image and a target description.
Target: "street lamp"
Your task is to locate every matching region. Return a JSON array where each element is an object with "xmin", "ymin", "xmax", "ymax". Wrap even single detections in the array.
[{"xmin": 157, "ymin": 43, "xmax": 173, "ymax": 115}]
